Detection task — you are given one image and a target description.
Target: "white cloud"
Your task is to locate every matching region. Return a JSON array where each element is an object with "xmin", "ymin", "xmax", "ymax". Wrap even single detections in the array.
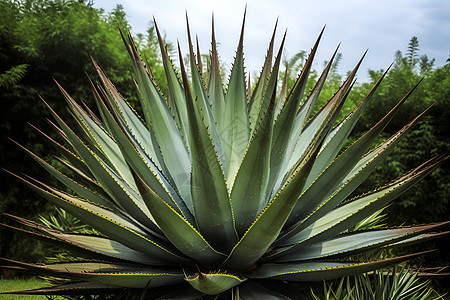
[{"xmin": 93, "ymin": 0, "xmax": 450, "ymax": 81}]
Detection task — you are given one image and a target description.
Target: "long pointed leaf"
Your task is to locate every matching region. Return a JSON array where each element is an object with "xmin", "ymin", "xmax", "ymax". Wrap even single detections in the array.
[
  {"xmin": 57, "ymin": 82, "xmax": 138, "ymax": 193},
  {"xmin": 30, "ymin": 123, "xmax": 95, "ymax": 181},
  {"xmin": 246, "ymin": 251, "xmax": 434, "ymax": 281},
  {"xmin": 281, "ymin": 52, "xmax": 365, "ymax": 193},
  {"xmin": 269, "ymin": 222, "xmax": 449, "ymax": 262},
  {"xmin": 207, "ymin": 15, "xmax": 226, "ymax": 127},
  {"xmin": 152, "ymin": 21, "xmax": 190, "ymax": 144},
  {"xmin": 93, "ymin": 81, "xmax": 195, "ymax": 225},
  {"xmin": 7, "ymin": 171, "xmax": 190, "ymax": 265},
  {"xmin": 42, "ymin": 99, "xmax": 159, "ymax": 230},
  {"xmin": 133, "ymin": 171, "xmax": 227, "ymax": 268},
  {"xmin": 268, "ymin": 29, "xmax": 325, "ymax": 196},
  {"xmin": 90, "ymin": 61, "xmax": 165, "ymax": 173},
  {"xmin": 252, "ymin": 31, "xmax": 286, "ymax": 137},
  {"xmin": 221, "ymin": 11, "xmax": 251, "ymax": 187},
  {"xmin": 306, "ymin": 65, "xmax": 391, "ymax": 185},
  {"xmin": 1, "ymin": 220, "xmax": 167, "ymax": 265},
  {"xmin": 179, "ymin": 46, "xmax": 238, "ymax": 252},
  {"xmin": 1, "ymin": 258, "xmax": 185, "ymax": 288},
  {"xmin": 248, "ymin": 20, "xmax": 277, "ymax": 129},
  {"xmin": 282, "ymin": 155, "xmax": 447, "ymax": 246},
  {"xmin": 12, "ymin": 140, "xmax": 112, "ymax": 208},
  {"xmin": 281, "ymin": 103, "xmax": 436, "ymax": 241},
  {"xmin": 230, "ymin": 78, "xmax": 276, "ymax": 235},
  {"xmin": 185, "ymin": 15, "xmax": 221, "ymax": 160},
  {"xmin": 122, "ymin": 31, "xmax": 192, "ymax": 210},
  {"xmin": 282, "ymin": 81, "xmax": 422, "ymax": 234}
]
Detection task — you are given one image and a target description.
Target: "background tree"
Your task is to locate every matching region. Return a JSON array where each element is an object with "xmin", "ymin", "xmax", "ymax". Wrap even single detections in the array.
[
  {"xmin": 349, "ymin": 37, "xmax": 448, "ymax": 225},
  {"xmin": 0, "ymin": 0, "xmax": 166, "ymax": 266}
]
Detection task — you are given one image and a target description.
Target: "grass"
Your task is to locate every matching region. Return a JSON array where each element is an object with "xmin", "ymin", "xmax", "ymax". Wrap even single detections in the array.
[{"xmin": 0, "ymin": 278, "xmax": 57, "ymax": 299}]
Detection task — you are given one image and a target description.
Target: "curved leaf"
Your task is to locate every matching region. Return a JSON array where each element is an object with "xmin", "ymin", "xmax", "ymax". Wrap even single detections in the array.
[
  {"xmin": 1, "ymin": 258, "xmax": 185, "ymax": 289},
  {"xmin": 90, "ymin": 61, "xmax": 165, "ymax": 173},
  {"xmin": 282, "ymin": 155, "xmax": 446, "ymax": 246},
  {"xmin": 153, "ymin": 21, "xmax": 189, "ymax": 144},
  {"xmin": 185, "ymin": 16, "xmax": 222, "ymax": 163},
  {"xmin": 30, "ymin": 123, "xmax": 95, "ymax": 181},
  {"xmin": 93, "ymin": 83, "xmax": 194, "ymax": 225},
  {"xmin": 207, "ymin": 15, "xmax": 226, "ymax": 130},
  {"xmin": 268, "ymin": 28, "xmax": 325, "ymax": 196},
  {"xmin": 268, "ymin": 222, "xmax": 449, "ymax": 262},
  {"xmin": 57, "ymin": 82, "xmax": 138, "ymax": 192},
  {"xmin": 3, "ymin": 220, "xmax": 169, "ymax": 265},
  {"xmin": 306, "ymin": 66, "xmax": 390, "ymax": 185},
  {"xmin": 230, "ymin": 81, "xmax": 276, "ymax": 235},
  {"xmin": 246, "ymin": 251, "xmax": 434, "ymax": 281},
  {"xmin": 248, "ymin": 20, "xmax": 277, "ymax": 130},
  {"xmin": 282, "ymin": 81, "xmax": 422, "ymax": 234},
  {"xmin": 7, "ymin": 171, "xmax": 190, "ymax": 265},
  {"xmin": 280, "ymin": 101, "xmax": 434, "ymax": 242},
  {"xmin": 13, "ymin": 140, "xmax": 112, "ymax": 209},
  {"xmin": 42, "ymin": 99, "xmax": 158, "ymax": 231},
  {"xmin": 185, "ymin": 272, "xmax": 246, "ymax": 295}
]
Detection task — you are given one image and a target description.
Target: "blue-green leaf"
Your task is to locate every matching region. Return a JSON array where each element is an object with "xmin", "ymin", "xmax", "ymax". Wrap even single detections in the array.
[
  {"xmin": 246, "ymin": 251, "xmax": 433, "ymax": 281},
  {"xmin": 133, "ymin": 171, "xmax": 227, "ymax": 268},
  {"xmin": 122, "ymin": 31, "xmax": 192, "ymax": 210},
  {"xmin": 222, "ymin": 144, "xmax": 320, "ymax": 271},
  {"xmin": 207, "ymin": 16, "xmax": 226, "ymax": 131},
  {"xmin": 178, "ymin": 47, "xmax": 238, "ymax": 252},
  {"xmin": 269, "ymin": 222, "xmax": 449, "ymax": 262},
  {"xmin": 221, "ymin": 12, "xmax": 251, "ymax": 187},
  {"xmin": 268, "ymin": 28, "xmax": 325, "ymax": 196}
]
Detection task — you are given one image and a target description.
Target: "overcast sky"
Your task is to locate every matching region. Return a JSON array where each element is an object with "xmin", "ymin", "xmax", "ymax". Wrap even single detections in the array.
[{"xmin": 92, "ymin": 0, "xmax": 449, "ymax": 82}]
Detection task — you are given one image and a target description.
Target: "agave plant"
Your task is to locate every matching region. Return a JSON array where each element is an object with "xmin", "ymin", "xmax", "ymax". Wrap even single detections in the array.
[{"xmin": 2, "ymin": 13, "xmax": 449, "ymax": 299}]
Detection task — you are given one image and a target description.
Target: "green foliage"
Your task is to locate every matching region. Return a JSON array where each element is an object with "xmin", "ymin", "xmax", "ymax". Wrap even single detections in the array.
[
  {"xmin": 0, "ymin": 64, "xmax": 29, "ymax": 89},
  {"xmin": 347, "ymin": 208, "xmax": 387, "ymax": 232},
  {"xmin": 0, "ymin": 279, "xmax": 53, "ymax": 299},
  {"xmin": 310, "ymin": 267, "xmax": 445, "ymax": 300},
  {"xmin": 39, "ymin": 207, "xmax": 98, "ymax": 235},
  {"xmin": 282, "ymin": 50, "xmax": 310, "ymax": 88},
  {"xmin": 350, "ymin": 38, "xmax": 449, "ymax": 227},
  {"xmin": 407, "ymin": 36, "xmax": 420, "ymax": 69},
  {"xmin": 0, "ymin": 0, "xmax": 166, "ymax": 265}
]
